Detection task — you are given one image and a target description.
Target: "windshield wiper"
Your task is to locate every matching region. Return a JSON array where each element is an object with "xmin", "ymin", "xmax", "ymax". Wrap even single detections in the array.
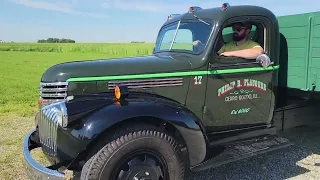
[
  {"xmin": 192, "ymin": 14, "xmax": 210, "ymax": 25},
  {"xmin": 169, "ymin": 21, "xmax": 181, "ymax": 50}
]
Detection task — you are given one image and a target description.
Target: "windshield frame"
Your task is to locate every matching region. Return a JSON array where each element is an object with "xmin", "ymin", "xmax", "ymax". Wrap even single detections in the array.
[{"xmin": 153, "ymin": 18, "xmax": 215, "ymax": 55}]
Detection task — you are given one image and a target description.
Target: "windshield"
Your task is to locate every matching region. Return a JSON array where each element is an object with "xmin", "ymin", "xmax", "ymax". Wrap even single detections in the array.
[{"xmin": 154, "ymin": 20, "xmax": 214, "ymax": 54}]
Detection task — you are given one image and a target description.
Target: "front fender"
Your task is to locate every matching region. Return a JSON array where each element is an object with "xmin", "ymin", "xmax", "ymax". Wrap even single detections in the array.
[{"xmin": 67, "ymin": 97, "xmax": 207, "ymax": 166}]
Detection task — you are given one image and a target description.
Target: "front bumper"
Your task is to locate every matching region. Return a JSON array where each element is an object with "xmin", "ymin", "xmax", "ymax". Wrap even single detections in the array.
[{"xmin": 23, "ymin": 129, "xmax": 65, "ymax": 180}]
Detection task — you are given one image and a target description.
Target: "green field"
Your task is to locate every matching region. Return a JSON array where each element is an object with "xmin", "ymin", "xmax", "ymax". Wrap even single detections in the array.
[
  {"xmin": 0, "ymin": 43, "xmax": 154, "ymax": 117},
  {"xmin": 0, "ymin": 42, "xmax": 154, "ymax": 179},
  {"xmin": 0, "ymin": 42, "xmax": 153, "ymax": 54}
]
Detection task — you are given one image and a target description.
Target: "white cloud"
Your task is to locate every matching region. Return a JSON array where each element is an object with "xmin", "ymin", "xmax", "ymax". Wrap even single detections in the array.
[
  {"xmin": 101, "ymin": 0, "xmax": 320, "ymax": 16},
  {"xmin": 10, "ymin": 0, "xmax": 109, "ymax": 18},
  {"xmin": 101, "ymin": 0, "xmax": 224, "ymax": 13}
]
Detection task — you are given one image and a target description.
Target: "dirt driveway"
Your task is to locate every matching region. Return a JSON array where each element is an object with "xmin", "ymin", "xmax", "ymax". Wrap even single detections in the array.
[{"xmin": 186, "ymin": 122, "xmax": 320, "ymax": 180}]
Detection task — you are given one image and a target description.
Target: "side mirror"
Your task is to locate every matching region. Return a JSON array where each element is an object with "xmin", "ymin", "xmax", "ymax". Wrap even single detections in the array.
[{"xmin": 256, "ymin": 54, "xmax": 274, "ymax": 68}]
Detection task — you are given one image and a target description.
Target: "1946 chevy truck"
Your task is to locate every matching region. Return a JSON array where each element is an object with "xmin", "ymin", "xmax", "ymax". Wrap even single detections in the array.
[{"xmin": 23, "ymin": 3, "xmax": 320, "ymax": 180}]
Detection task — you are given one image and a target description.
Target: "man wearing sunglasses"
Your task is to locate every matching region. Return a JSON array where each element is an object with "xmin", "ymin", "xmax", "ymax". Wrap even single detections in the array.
[{"xmin": 217, "ymin": 22, "xmax": 264, "ymax": 59}]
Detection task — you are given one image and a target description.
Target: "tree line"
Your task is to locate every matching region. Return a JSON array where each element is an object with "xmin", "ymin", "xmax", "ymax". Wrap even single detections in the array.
[{"xmin": 37, "ymin": 38, "xmax": 75, "ymax": 43}]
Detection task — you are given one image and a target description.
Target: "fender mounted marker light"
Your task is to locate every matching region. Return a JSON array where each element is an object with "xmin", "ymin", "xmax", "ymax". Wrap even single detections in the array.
[{"xmin": 114, "ymin": 85, "xmax": 129, "ymax": 100}]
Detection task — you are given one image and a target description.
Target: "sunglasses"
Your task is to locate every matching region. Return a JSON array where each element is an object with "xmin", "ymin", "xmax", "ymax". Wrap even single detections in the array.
[{"xmin": 232, "ymin": 26, "xmax": 247, "ymax": 32}]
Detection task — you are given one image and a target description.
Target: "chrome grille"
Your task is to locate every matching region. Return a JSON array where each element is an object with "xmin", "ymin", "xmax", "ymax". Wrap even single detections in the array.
[
  {"xmin": 37, "ymin": 105, "xmax": 60, "ymax": 156},
  {"xmin": 108, "ymin": 77, "xmax": 183, "ymax": 90},
  {"xmin": 39, "ymin": 82, "xmax": 68, "ymax": 105}
]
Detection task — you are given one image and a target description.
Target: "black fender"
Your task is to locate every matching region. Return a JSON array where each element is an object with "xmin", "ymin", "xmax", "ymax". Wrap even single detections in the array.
[{"xmin": 67, "ymin": 96, "xmax": 208, "ymax": 167}]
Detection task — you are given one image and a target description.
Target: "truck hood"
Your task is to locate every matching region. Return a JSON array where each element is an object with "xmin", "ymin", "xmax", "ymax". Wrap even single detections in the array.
[{"xmin": 41, "ymin": 54, "xmax": 192, "ymax": 82}]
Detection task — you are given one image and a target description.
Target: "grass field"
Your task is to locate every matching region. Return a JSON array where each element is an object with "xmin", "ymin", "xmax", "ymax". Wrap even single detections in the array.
[
  {"xmin": 0, "ymin": 43, "xmax": 154, "ymax": 117},
  {"xmin": 0, "ymin": 42, "xmax": 154, "ymax": 179},
  {"xmin": 0, "ymin": 42, "xmax": 153, "ymax": 54}
]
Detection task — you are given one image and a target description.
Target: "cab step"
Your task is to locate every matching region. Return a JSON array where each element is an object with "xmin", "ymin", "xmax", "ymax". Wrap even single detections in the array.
[{"xmin": 190, "ymin": 135, "xmax": 292, "ymax": 172}]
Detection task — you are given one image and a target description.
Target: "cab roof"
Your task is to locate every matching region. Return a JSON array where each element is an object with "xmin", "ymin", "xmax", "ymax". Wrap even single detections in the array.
[{"xmin": 163, "ymin": 4, "xmax": 277, "ymax": 26}]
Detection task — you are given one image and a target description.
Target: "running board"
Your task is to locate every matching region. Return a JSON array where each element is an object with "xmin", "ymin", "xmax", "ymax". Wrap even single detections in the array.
[{"xmin": 190, "ymin": 135, "xmax": 292, "ymax": 172}]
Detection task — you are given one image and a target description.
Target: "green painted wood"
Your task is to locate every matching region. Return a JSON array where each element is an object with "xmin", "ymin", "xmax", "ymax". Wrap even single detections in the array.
[
  {"xmin": 287, "ymin": 77, "xmax": 307, "ymax": 89},
  {"xmin": 286, "ymin": 57, "xmax": 307, "ymax": 67},
  {"xmin": 278, "ymin": 13, "xmax": 310, "ymax": 27},
  {"xmin": 313, "ymin": 25, "xmax": 320, "ymax": 37},
  {"xmin": 286, "ymin": 38, "xmax": 307, "ymax": 48},
  {"xmin": 277, "ymin": 11, "xmax": 320, "ymax": 92},
  {"xmin": 312, "ymin": 48, "xmax": 320, "ymax": 57},
  {"xmin": 288, "ymin": 48, "xmax": 307, "ymax": 58},
  {"xmin": 313, "ymin": 16, "xmax": 320, "ymax": 25},
  {"xmin": 313, "ymin": 38, "xmax": 320, "ymax": 47},
  {"xmin": 288, "ymin": 66, "xmax": 306, "ymax": 76},
  {"xmin": 308, "ymin": 12, "xmax": 320, "ymax": 91},
  {"xmin": 310, "ymin": 57, "xmax": 320, "ymax": 67},
  {"xmin": 279, "ymin": 26, "xmax": 308, "ymax": 38}
]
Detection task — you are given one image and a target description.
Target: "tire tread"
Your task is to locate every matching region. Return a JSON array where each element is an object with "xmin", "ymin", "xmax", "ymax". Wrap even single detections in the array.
[{"xmin": 80, "ymin": 128, "xmax": 185, "ymax": 180}]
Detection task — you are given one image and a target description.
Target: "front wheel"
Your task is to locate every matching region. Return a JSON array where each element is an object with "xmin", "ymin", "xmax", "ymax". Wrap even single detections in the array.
[{"xmin": 80, "ymin": 128, "xmax": 186, "ymax": 180}]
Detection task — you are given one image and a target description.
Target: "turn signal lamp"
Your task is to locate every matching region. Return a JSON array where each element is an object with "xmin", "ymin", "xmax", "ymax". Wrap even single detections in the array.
[
  {"xmin": 222, "ymin": 3, "xmax": 230, "ymax": 10},
  {"xmin": 114, "ymin": 85, "xmax": 129, "ymax": 100},
  {"xmin": 115, "ymin": 86, "xmax": 121, "ymax": 99},
  {"xmin": 188, "ymin": 6, "xmax": 202, "ymax": 13}
]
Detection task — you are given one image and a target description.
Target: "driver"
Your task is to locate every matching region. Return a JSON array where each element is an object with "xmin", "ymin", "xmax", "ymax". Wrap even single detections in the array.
[{"xmin": 217, "ymin": 22, "xmax": 264, "ymax": 59}]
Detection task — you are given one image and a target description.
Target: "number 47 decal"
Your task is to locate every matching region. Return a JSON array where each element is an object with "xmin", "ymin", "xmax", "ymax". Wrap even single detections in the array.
[{"xmin": 194, "ymin": 76, "xmax": 202, "ymax": 86}]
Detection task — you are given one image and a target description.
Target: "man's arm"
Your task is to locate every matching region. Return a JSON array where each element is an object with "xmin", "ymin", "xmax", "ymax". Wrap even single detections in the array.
[
  {"xmin": 217, "ymin": 45, "xmax": 225, "ymax": 54},
  {"xmin": 219, "ymin": 40, "xmax": 264, "ymax": 59},
  {"xmin": 220, "ymin": 46, "xmax": 264, "ymax": 59}
]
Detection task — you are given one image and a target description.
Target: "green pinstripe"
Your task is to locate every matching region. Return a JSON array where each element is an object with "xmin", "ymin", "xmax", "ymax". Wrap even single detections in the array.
[{"xmin": 66, "ymin": 65, "xmax": 279, "ymax": 82}]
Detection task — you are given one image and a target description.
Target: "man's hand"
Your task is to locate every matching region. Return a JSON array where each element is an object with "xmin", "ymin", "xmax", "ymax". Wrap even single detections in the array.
[
  {"xmin": 220, "ymin": 51, "xmax": 233, "ymax": 57},
  {"xmin": 192, "ymin": 40, "xmax": 201, "ymax": 46}
]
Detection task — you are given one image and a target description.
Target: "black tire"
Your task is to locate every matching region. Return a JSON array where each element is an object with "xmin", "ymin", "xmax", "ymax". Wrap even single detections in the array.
[{"xmin": 80, "ymin": 126, "xmax": 185, "ymax": 180}]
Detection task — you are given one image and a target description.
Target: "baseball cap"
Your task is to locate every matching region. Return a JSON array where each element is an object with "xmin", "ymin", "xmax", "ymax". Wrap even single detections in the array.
[{"xmin": 233, "ymin": 22, "xmax": 252, "ymax": 29}]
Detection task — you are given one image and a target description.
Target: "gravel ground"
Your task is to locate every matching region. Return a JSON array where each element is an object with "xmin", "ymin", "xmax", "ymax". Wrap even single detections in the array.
[
  {"xmin": 185, "ymin": 122, "xmax": 320, "ymax": 180},
  {"xmin": 37, "ymin": 121, "xmax": 320, "ymax": 180}
]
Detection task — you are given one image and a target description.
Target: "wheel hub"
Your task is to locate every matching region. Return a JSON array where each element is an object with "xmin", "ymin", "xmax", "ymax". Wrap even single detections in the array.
[
  {"xmin": 132, "ymin": 169, "xmax": 155, "ymax": 180},
  {"xmin": 116, "ymin": 154, "xmax": 165, "ymax": 180}
]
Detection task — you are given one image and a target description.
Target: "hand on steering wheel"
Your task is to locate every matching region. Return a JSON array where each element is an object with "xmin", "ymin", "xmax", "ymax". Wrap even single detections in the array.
[{"xmin": 192, "ymin": 40, "xmax": 201, "ymax": 46}]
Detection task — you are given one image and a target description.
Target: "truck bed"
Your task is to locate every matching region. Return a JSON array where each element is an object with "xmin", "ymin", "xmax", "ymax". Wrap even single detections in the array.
[{"xmin": 278, "ymin": 11, "xmax": 320, "ymax": 92}]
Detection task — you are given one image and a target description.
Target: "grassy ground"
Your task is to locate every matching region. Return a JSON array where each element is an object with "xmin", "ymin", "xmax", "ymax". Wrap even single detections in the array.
[
  {"xmin": 0, "ymin": 43, "xmax": 154, "ymax": 179},
  {"xmin": 0, "ymin": 115, "xmax": 47, "ymax": 179}
]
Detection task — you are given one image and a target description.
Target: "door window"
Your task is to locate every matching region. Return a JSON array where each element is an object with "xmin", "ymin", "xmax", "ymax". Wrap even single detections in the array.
[{"xmin": 214, "ymin": 21, "xmax": 265, "ymax": 64}]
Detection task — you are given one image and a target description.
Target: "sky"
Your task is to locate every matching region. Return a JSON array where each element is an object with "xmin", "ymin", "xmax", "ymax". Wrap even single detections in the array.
[{"xmin": 1, "ymin": 0, "xmax": 320, "ymax": 43}]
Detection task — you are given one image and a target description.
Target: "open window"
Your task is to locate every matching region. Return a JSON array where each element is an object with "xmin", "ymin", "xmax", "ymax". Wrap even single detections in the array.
[{"xmin": 211, "ymin": 18, "xmax": 267, "ymax": 67}]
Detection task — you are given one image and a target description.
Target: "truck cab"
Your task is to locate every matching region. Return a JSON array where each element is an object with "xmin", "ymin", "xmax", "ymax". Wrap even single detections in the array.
[{"xmin": 24, "ymin": 3, "xmax": 313, "ymax": 180}]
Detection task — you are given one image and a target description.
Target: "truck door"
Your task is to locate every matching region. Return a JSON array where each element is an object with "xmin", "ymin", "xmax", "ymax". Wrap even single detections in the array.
[{"xmin": 203, "ymin": 19, "xmax": 276, "ymax": 137}]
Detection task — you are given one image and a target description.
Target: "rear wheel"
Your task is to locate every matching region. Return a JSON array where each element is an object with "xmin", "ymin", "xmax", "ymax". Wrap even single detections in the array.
[{"xmin": 80, "ymin": 127, "xmax": 185, "ymax": 180}]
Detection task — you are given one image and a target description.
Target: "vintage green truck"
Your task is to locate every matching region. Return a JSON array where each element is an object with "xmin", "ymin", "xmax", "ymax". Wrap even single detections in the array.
[{"xmin": 23, "ymin": 3, "xmax": 320, "ymax": 180}]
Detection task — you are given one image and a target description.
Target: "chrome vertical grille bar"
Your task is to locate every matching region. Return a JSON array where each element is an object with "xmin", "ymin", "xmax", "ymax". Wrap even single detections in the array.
[{"xmin": 37, "ymin": 105, "xmax": 60, "ymax": 157}]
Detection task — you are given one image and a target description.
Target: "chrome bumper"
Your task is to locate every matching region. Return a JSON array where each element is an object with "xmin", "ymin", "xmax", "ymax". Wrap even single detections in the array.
[{"xmin": 23, "ymin": 129, "xmax": 65, "ymax": 180}]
